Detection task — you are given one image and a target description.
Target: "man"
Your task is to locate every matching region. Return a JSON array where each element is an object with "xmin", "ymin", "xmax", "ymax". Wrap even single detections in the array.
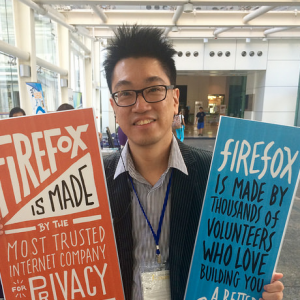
[
  {"xmin": 195, "ymin": 106, "xmax": 206, "ymax": 136},
  {"xmin": 9, "ymin": 107, "xmax": 26, "ymax": 117},
  {"xmin": 56, "ymin": 103, "xmax": 103, "ymax": 139},
  {"xmin": 103, "ymin": 26, "xmax": 284, "ymax": 300},
  {"xmin": 56, "ymin": 103, "xmax": 74, "ymax": 111}
]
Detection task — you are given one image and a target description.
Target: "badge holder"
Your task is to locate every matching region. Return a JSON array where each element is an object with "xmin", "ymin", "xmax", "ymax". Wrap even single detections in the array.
[{"xmin": 140, "ymin": 261, "xmax": 171, "ymax": 300}]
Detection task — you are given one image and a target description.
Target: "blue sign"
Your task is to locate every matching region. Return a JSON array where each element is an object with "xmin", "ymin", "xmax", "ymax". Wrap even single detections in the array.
[{"xmin": 185, "ymin": 116, "xmax": 300, "ymax": 300}]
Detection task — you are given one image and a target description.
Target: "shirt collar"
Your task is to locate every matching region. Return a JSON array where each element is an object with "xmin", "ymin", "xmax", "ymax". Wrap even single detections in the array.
[{"xmin": 113, "ymin": 135, "xmax": 188, "ymax": 180}]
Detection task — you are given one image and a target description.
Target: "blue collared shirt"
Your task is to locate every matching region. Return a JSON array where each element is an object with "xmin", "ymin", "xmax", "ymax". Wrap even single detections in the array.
[{"xmin": 114, "ymin": 135, "xmax": 188, "ymax": 300}]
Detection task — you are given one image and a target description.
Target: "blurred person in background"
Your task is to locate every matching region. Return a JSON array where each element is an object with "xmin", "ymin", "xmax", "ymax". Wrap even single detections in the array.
[{"xmin": 9, "ymin": 107, "xmax": 26, "ymax": 118}]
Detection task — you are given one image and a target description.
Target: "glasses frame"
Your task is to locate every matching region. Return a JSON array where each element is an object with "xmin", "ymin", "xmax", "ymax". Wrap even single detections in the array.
[{"xmin": 111, "ymin": 84, "xmax": 175, "ymax": 107}]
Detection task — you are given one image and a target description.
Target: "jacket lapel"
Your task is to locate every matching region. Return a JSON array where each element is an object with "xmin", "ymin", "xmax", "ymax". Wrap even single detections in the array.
[
  {"xmin": 105, "ymin": 154, "xmax": 133, "ymax": 300},
  {"xmin": 169, "ymin": 142, "xmax": 198, "ymax": 298}
]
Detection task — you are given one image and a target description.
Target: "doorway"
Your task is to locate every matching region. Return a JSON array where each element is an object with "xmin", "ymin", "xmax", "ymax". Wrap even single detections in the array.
[{"xmin": 177, "ymin": 85, "xmax": 187, "ymax": 109}]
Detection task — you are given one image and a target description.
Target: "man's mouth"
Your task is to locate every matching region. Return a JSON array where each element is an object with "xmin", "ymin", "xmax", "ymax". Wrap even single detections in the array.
[{"xmin": 134, "ymin": 119, "xmax": 155, "ymax": 126}]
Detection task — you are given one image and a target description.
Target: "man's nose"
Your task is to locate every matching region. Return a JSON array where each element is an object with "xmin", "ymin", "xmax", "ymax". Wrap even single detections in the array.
[{"xmin": 132, "ymin": 92, "xmax": 151, "ymax": 111}]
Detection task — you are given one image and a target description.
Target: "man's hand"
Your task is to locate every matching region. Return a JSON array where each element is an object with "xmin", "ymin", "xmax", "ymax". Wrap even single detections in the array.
[{"xmin": 260, "ymin": 273, "xmax": 284, "ymax": 300}]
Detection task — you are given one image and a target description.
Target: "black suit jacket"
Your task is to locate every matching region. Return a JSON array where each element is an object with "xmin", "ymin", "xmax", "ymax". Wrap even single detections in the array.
[{"xmin": 104, "ymin": 141, "xmax": 212, "ymax": 300}]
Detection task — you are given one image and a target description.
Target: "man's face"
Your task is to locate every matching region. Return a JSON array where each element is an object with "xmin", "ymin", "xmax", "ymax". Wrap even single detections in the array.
[{"xmin": 110, "ymin": 57, "xmax": 179, "ymax": 148}]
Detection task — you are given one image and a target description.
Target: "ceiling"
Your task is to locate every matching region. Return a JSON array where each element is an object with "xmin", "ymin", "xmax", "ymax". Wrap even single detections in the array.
[{"xmin": 32, "ymin": 0, "xmax": 300, "ymax": 40}]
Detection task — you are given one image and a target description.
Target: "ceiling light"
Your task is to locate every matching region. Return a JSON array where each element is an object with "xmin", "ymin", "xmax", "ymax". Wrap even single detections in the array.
[
  {"xmin": 203, "ymin": 38, "xmax": 208, "ymax": 43},
  {"xmin": 246, "ymin": 38, "xmax": 251, "ymax": 43},
  {"xmin": 172, "ymin": 26, "xmax": 178, "ymax": 32},
  {"xmin": 262, "ymin": 37, "xmax": 267, "ymax": 42},
  {"xmin": 183, "ymin": 3, "xmax": 193, "ymax": 13}
]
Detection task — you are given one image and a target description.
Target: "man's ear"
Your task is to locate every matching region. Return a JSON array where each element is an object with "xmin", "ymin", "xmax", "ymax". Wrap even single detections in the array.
[
  {"xmin": 173, "ymin": 88, "xmax": 180, "ymax": 115},
  {"xmin": 110, "ymin": 98, "xmax": 118, "ymax": 123},
  {"xmin": 109, "ymin": 98, "xmax": 114, "ymax": 108}
]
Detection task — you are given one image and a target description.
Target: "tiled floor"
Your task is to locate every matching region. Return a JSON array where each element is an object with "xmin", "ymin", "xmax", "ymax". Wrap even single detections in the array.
[
  {"xmin": 184, "ymin": 122, "xmax": 219, "ymax": 138},
  {"xmin": 276, "ymin": 197, "xmax": 300, "ymax": 300}
]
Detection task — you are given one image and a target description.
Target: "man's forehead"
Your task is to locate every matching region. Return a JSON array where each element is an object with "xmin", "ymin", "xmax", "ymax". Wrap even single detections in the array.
[
  {"xmin": 113, "ymin": 76, "xmax": 167, "ymax": 90},
  {"xmin": 111, "ymin": 57, "xmax": 170, "ymax": 90}
]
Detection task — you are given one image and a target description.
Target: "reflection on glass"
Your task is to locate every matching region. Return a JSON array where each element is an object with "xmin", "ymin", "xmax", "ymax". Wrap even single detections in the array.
[
  {"xmin": 0, "ymin": 0, "xmax": 18, "ymax": 119},
  {"xmin": 37, "ymin": 67, "xmax": 60, "ymax": 112},
  {"xmin": 0, "ymin": 0, "xmax": 15, "ymax": 45},
  {"xmin": 0, "ymin": 53, "xmax": 19, "ymax": 119},
  {"xmin": 35, "ymin": 14, "xmax": 60, "ymax": 112},
  {"xmin": 70, "ymin": 45, "xmax": 85, "ymax": 101},
  {"xmin": 35, "ymin": 14, "xmax": 58, "ymax": 65}
]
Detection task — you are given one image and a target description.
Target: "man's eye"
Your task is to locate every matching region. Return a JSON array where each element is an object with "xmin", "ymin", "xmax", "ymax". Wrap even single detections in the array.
[
  {"xmin": 148, "ymin": 87, "xmax": 162, "ymax": 93},
  {"xmin": 119, "ymin": 91, "xmax": 133, "ymax": 97}
]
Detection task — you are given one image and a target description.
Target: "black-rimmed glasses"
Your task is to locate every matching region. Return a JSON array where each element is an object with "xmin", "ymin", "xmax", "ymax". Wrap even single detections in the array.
[{"xmin": 111, "ymin": 85, "xmax": 174, "ymax": 107}]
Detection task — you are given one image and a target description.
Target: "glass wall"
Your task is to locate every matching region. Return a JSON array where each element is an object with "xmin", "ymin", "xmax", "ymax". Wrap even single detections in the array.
[
  {"xmin": 35, "ymin": 14, "xmax": 58, "ymax": 64},
  {"xmin": 0, "ymin": 0, "xmax": 19, "ymax": 119},
  {"xmin": 0, "ymin": 0, "xmax": 15, "ymax": 45},
  {"xmin": 0, "ymin": 53, "xmax": 19, "ymax": 119},
  {"xmin": 35, "ymin": 13, "xmax": 60, "ymax": 111},
  {"xmin": 227, "ymin": 76, "xmax": 247, "ymax": 118},
  {"xmin": 70, "ymin": 43, "xmax": 85, "ymax": 108}
]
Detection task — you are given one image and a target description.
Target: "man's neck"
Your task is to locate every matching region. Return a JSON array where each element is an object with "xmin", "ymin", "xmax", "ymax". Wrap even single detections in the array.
[{"xmin": 128, "ymin": 134, "xmax": 173, "ymax": 186}]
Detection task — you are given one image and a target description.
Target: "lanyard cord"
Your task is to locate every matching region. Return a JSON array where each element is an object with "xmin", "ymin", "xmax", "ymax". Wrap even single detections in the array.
[
  {"xmin": 114, "ymin": 134, "xmax": 173, "ymax": 260},
  {"xmin": 128, "ymin": 169, "xmax": 173, "ymax": 258}
]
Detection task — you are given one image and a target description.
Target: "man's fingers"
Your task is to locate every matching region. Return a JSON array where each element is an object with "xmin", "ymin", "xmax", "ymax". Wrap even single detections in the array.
[
  {"xmin": 264, "ymin": 279, "xmax": 284, "ymax": 293},
  {"xmin": 261, "ymin": 290, "xmax": 283, "ymax": 300},
  {"xmin": 259, "ymin": 273, "xmax": 284, "ymax": 300},
  {"xmin": 0, "ymin": 224, "xmax": 3, "ymax": 235},
  {"xmin": 271, "ymin": 272, "xmax": 283, "ymax": 283},
  {"xmin": 266, "ymin": 280, "xmax": 284, "ymax": 291},
  {"xmin": 260, "ymin": 277, "xmax": 284, "ymax": 300}
]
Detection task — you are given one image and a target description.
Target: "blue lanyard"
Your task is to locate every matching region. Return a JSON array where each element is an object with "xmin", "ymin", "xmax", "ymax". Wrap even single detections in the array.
[{"xmin": 128, "ymin": 169, "xmax": 173, "ymax": 263}]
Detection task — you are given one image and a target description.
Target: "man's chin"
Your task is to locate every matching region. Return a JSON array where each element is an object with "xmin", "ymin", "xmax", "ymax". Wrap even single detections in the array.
[
  {"xmin": 128, "ymin": 137, "xmax": 159, "ymax": 147},
  {"xmin": 128, "ymin": 132, "xmax": 172, "ymax": 148}
]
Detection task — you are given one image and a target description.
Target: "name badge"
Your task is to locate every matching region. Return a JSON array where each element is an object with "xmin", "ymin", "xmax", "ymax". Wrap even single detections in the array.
[{"xmin": 141, "ymin": 269, "xmax": 171, "ymax": 300}]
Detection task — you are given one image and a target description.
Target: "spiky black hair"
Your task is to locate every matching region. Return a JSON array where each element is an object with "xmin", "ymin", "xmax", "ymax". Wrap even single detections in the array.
[{"xmin": 103, "ymin": 25, "xmax": 177, "ymax": 93}]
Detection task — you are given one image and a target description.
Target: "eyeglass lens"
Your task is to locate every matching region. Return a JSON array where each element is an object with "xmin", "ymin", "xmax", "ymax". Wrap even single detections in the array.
[{"xmin": 115, "ymin": 85, "xmax": 167, "ymax": 106}]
